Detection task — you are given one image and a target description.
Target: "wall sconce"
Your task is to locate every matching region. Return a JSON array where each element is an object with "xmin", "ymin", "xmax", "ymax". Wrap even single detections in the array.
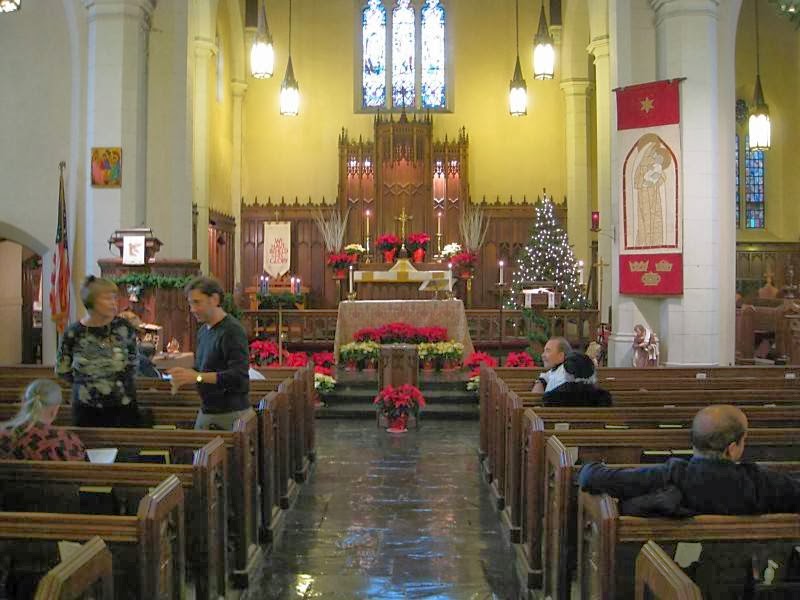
[
  {"xmin": 0, "ymin": 0, "xmax": 21, "ymax": 13},
  {"xmin": 591, "ymin": 211, "xmax": 600, "ymax": 232}
]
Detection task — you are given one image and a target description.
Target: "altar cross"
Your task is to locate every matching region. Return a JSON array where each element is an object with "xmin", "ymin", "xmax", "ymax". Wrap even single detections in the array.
[{"xmin": 394, "ymin": 206, "xmax": 413, "ymax": 239}]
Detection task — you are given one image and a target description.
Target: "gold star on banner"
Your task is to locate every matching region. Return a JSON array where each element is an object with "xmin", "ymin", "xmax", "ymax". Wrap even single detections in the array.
[{"xmin": 640, "ymin": 96, "xmax": 655, "ymax": 113}]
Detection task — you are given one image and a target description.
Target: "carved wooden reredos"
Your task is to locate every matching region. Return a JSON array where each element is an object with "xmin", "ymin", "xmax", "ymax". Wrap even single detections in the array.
[{"xmin": 338, "ymin": 112, "xmax": 469, "ymax": 244}]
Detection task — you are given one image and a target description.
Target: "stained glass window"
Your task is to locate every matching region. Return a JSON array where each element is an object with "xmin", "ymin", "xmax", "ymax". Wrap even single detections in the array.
[
  {"xmin": 362, "ymin": 0, "xmax": 386, "ymax": 108},
  {"xmin": 735, "ymin": 134, "xmax": 740, "ymax": 228},
  {"xmin": 392, "ymin": 0, "xmax": 415, "ymax": 108},
  {"xmin": 744, "ymin": 134, "xmax": 765, "ymax": 229},
  {"xmin": 421, "ymin": 0, "xmax": 446, "ymax": 109}
]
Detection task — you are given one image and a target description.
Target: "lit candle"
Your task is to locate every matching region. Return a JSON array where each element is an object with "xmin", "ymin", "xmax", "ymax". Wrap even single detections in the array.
[
  {"xmin": 591, "ymin": 211, "xmax": 600, "ymax": 231},
  {"xmin": 349, "ymin": 265, "xmax": 354, "ymax": 294},
  {"xmin": 437, "ymin": 211, "xmax": 442, "ymax": 235},
  {"xmin": 259, "ymin": 275, "xmax": 264, "ymax": 295},
  {"xmin": 265, "ymin": 275, "xmax": 270, "ymax": 295},
  {"xmin": 290, "ymin": 276, "xmax": 295, "ymax": 294},
  {"xmin": 499, "ymin": 260, "xmax": 504, "ymax": 285},
  {"xmin": 578, "ymin": 260, "xmax": 585, "ymax": 285},
  {"xmin": 296, "ymin": 278, "xmax": 301, "ymax": 295},
  {"xmin": 365, "ymin": 209, "xmax": 371, "ymax": 237}
]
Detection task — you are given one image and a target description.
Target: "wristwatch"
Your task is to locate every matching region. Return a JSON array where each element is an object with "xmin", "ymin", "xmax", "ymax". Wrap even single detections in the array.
[{"xmin": 196, "ymin": 373, "xmax": 204, "ymax": 384}]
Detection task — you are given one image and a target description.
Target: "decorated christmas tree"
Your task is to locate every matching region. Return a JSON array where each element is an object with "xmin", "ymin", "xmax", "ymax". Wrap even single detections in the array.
[{"xmin": 509, "ymin": 193, "xmax": 588, "ymax": 309}]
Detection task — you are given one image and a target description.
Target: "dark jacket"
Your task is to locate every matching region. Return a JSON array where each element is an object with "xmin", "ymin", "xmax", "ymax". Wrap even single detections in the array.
[
  {"xmin": 543, "ymin": 382, "xmax": 612, "ymax": 407},
  {"xmin": 194, "ymin": 315, "xmax": 250, "ymax": 413},
  {"xmin": 579, "ymin": 456, "xmax": 800, "ymax": 516}
]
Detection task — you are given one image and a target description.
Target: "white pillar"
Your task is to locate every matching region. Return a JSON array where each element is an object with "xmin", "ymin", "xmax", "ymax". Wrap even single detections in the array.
[
  {"xmin": 561, "ymin": 79, "xmax": 593, "ymax": 271},
  {"xmin": 231, "ymin": 79, "xmax": 247, "ymax": 286},
  {"xmin": 83, "ymin": 0, "xmax": 156, "ymax": 273},
  {"xmin": 0, "ymin": 242, "xmax": 22, "ymax": 364},
  {"xmin": 651, "ymin": 0, "xmax": 723, "ymax": 366},
  {"xmin": 192, "ymin": 34, "xmax": 214, "ymax": 274}
]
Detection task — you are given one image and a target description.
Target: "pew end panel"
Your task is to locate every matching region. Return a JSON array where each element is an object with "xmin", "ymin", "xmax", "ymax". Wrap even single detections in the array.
[
  {"xmin": 635, "ymin": 540, "xmax": 702, "ymax": 600},
  {"xmin": 33, "ymin": 536, "xmax": 114, "ymax": 600}
]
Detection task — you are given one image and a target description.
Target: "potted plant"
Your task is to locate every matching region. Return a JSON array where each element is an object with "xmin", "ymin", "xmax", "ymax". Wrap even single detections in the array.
[
  {"xmin": 440, "ymin": 341, "xmax": 464, "ymax": 370},
  {"xmin": 249, "ymin": 339, "xmax": 281, "ymax": 367},
  {"xmin": 344, "ymin": 243, "xmax": 367, "ymax": 262},
  {"xmin": 339, "ymin": 341, "xmax": 380, "ymax": 371},
  {"xmin": 327, "ymin": 252, "xmax": 356, "ymax": 279},
  {"xmin": 450, "ymin": 251, "xmax": 478, "ymax": 279},
  {"xmin": 314, "ymin": 372, "xmax": 336, "ymax": 393},
  {"xmin": 441, "ymin": 242, "xmax": 462, "ymax": 260},
  {"xmin": 417, "ymin": 342, "xmax": 436, "ymax": 371},
  {"xmin": 373, "ymin": 384, "xmax": 426, "ymax": 433},
  {"xmin": 505, "ymin": 351, "xmax": 535, "ymax": 368},
  {"xmin": 405, "ymin": 232, "xmax": 430, "ymax": 263},
  {"xmin": 464, "ymin": 351, "xmax": 498, "ymax": 377},
  {"xmin": 376, "ymin": 233, "xmax": 401, "ymax": 263}
]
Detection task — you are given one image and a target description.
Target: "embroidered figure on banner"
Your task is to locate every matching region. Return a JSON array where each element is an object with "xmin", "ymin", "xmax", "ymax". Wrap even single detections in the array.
[{"xmin": 633, "ymin": 135, "xmax": 671, "ymax": 248}]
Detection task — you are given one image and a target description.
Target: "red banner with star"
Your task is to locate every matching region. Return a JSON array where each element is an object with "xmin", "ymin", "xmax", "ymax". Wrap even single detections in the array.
[
  {"xmin": 620, "ymin": 253, "xmax": 683, "ymax": 296},
  {"xmin": 616, "ymin": 80, "xmax": 680, "ymax": 130}
]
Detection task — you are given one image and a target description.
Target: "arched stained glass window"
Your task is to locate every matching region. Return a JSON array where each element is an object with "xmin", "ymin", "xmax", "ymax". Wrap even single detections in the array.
[
  {"xmin": 362, "ymin": 0, "xmax": 386, "ymax": 108},
  {"xmin": 744, "ymin": 135, "xmax": 765, "ymax": 229},
  {"xmin": 421, "ymin": 0, "xmax": 445, "ymax": 109},
  {"xmin": 392, "ymin": 0, "xmax": 415, "ymax": 108}
]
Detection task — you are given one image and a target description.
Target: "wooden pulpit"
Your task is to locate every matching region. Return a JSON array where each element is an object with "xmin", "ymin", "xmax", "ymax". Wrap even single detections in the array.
[{"xmin": 378, "ymin": 344, "xmax": 419, "ymax": 390}]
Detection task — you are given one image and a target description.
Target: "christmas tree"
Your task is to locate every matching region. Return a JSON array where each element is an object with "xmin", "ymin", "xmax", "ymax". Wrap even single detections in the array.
[{"xmin": 509, "ymin": 193, "xmax": 588, "ymax": 308}]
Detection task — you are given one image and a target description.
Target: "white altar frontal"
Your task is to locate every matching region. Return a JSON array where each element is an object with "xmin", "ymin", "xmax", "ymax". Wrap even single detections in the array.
[{"xmin": 353, "ymin": 258, "xmax": 453, "ymax": 293}]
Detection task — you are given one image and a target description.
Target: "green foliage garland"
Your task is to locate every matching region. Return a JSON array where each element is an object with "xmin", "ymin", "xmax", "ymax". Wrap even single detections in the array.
[{"xmin": 110, "ymin": 273, "xmax": 192, "ymax": 289}]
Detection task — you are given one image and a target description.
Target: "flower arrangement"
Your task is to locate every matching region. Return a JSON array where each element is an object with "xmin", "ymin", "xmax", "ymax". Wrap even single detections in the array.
[
  {"xmin": 312, "ymin": 351, "xmax": 335, "ymax": 376},
  {"xmin": 441, "ymin": 242, "xmax": 462, "ymax": 259},
  {"xmin": 505, "ymin": 351, "xmax": 535, "ymax": 368},
  {"xmin": 464, "ymin": 351, "xmax": 498, "ymax": 377},
  {"xmin": 418, "ymin": 341, "xmax": 464, "ymax": 370},
  {"xmin": 353, "ymin": 323, "xmax": 448, "ymax": 344},
  {"xmin": 466, "ymin": 375, "xmax": 480, "ymax": 391},
  {"xmin": 344, "ymin": 243, "xmax": 367, "ymax": 257},
  {"xmin": 405, "ymin": 232, "xmax": 430, "ymax": 251},
  {"xmin": 450, "ymin": 250, "xmax": 478, "ymax": 274},
  {"xmin": 281, "ymin": 351, "xmax": 308, "ymax": 368},
  {"xmin": 314, "ymin": 372, "xmax": 336, "ymax": 393},
  {"xmin": 327, "ymin": 252, "xmax": 357, "ymax": 270},
  {"xmin": 374, "ymin": 384, "xmax": 426, "ymax": 431},
  {"xmin": 339, "ymin": 341, "xmax": 380, "ymax": 367},
  {"xmin": 250, "ymin": 339, "xmax": 281, "ymax": 366},
  {"xmin": 375, "ymin": 233, "xmax": 401, "ymax": 251}
]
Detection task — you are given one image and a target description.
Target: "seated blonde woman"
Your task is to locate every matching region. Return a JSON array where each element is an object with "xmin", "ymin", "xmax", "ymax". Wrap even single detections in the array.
[{"xmin": 0, "ymin": 379, "xmax": 86, "ymax": 461}]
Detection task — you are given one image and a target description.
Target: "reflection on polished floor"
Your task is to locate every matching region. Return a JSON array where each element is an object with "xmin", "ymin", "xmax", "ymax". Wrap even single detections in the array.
[{"xmin": 244, "ymin": 419, "xmax": 520, "ymax": 599}]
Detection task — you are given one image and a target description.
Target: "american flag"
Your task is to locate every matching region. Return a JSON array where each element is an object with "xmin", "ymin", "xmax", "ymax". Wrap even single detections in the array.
[{"xmin": 50, "ymin": 163, "xmax": 71, "ymax": 334}]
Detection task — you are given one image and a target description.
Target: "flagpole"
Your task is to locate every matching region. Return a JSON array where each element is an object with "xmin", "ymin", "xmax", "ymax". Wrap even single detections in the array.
[{"xmin": 53, "ymin": 161, "xmax": 69, "ymax": 353}]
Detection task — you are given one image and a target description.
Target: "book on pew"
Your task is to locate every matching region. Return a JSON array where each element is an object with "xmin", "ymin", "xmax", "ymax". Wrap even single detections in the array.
[
  {"xmin": 78, "ymin": 486, "xmax": 119, "ymax": 515},
  {"xmin": 85, "ymin": 448, "xmax": 118, "ymax": 464},
  {"xmin": 137, "ymin": 450, "xmax": 171, "ymax": 464},
  {"xmin": 152, "ymin": 424, "xmax": 178, "ymax": 431}
]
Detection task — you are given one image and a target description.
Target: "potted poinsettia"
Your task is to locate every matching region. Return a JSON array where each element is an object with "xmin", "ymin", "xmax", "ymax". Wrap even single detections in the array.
[
  {"xmin": 441, "ymin": 242, "xmax": 462, "ymax": 260},
  {"xmin": 405, "ymin": 232, "xmax": 430, "ymax": 263},
  {"xmin": 327, "ymin": 252, "xmax": 356, "ymax": 278},
  {"xmin": 344, "ymin": 243, "xmax": 367, "ymax": 261},
  {"xmin": 450, "ymin": 250, "xmax": 478, "ymax": 279},
  {"xmin": 375, "ymin": 233, "xmax": 401, "ymax": 263},
  {"xmin": 373, "ymin": 384, "xmax": 426, "ymax": 432},
  {"xmin": 505, "ymin": 351, "xmax": 535, "ymax": 368},
  {"xmin": 339, "ymin": 341, "xmax": 380, "ymax": 371}
]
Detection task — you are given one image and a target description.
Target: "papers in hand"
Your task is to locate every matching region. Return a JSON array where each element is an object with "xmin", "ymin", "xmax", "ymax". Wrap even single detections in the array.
[{"xmin": 86, "ymin": 448, "xmax": 118, "ymax": 464}]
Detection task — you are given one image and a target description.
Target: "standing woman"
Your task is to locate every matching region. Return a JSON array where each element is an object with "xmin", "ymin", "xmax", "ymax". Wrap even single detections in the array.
[{"xmin": 56, "ymin": 275, "xmax": 140, "ymax": 427}]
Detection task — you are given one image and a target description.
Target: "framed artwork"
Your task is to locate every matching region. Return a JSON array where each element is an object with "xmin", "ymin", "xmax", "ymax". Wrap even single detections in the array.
[{"xmin": 91, "ymin": 147, "xmax": 122, "ymax": 187}]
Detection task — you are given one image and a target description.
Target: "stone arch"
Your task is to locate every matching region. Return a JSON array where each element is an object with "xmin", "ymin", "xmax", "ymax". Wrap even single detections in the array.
[{"xmin": 0, "ymin": 222, "xmax": 49, "ymax": 257}]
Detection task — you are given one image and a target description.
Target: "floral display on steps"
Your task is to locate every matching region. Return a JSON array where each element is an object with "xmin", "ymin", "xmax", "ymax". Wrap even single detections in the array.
[{"xmin": 374, "ymin": 384, "xmax": 426, "ymax": 433}]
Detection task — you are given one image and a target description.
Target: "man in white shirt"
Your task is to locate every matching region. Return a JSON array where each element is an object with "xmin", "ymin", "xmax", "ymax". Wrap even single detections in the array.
[{"xmin": 532, "ymin": 337, "xmax": 571, "ymax": 393}]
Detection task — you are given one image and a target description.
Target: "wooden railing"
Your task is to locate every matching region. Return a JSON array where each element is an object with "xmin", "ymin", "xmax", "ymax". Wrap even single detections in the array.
[{"xmin": 241, "ymin": 308, "xmax": 599, "ymax": 351}]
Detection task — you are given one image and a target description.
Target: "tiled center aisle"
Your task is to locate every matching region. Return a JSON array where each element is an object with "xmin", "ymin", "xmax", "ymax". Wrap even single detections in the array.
[{"xmin": 244, "ymin": 419, "xmax": 520, "ymax": 599}]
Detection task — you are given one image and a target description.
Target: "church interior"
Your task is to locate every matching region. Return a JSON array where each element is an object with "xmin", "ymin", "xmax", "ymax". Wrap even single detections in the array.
[{"xmin": 1, "ymin": 0, "xmax": 800, "ymax": 598}]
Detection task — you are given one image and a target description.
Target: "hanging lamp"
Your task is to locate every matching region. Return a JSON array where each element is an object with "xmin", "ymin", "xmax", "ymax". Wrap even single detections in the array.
[
  {"xmin": 532, "ymin": 0, "xmax": 554, "ymax": 80},
  {"xmin": 0, "ymin": 0, "xmax": 21, "ymax": 12},
  {"xmin": 509, "ymin": 0, "xmax": 527, "ymax": 116},
  {"xmin": 749, "ymin": 0, "xmax": 770, "ymax": 150},
  {"xmin": 250, "ymin": 0, "xmax": 275, "ymax": 79},
  {"xmin": 280, "ymin": 0, "xmax": 300, "ymax": 116}
]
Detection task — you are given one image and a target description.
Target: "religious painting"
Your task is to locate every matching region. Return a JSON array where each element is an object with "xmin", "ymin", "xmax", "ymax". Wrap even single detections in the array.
[
  {"xmin": 91, "ymin": 147, "xmax": 122, "ymax": 187},
  {"xmin": 616, "ymin": 79, "xmax": 683, "ymax": 296}
]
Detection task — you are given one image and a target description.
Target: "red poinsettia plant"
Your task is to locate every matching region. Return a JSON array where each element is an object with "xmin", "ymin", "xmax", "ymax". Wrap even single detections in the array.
[
  {"xmin": 373, "ymin": 384, "xmax": 426, "ymax": 419},
  {"xmin": 464, "ymin": 351, "xmax": 498, "ymax": 377},
  {"xmin": 375, "ymin": 233, "xmax": 401, "ymax": 251},
  {"xmin": 250, "ymin": 339, "xmax": 281, "ymax": 366},
  {"xmin": 353, "ymin": 323, "xmax": 448, "ymax": 344},
  {"xmin": 405, "ymin": 232, "xmax": 430, "ymax": 251},
  {"xmin": 311, "ymin": 351, "xmax": 335, "ymax": 376},
  {"xmin": 505, "ymin": 351, "xmax": 535, "ymax": 368},
  {"xmin": 327, "ymin": 252, "xmax": 357, "ymax": 270},
  {"xmin": 450, "ymin": 250, "xmax": 478, "ymax": 273}
]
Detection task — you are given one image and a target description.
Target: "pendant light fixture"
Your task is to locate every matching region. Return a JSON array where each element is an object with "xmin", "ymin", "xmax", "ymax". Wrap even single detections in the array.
[
  {"xmin": 280, "ymin": 0, "xmax": 300, "ymax": 116},
  {"xmin": 532, "ymin": 0, "xmax": 555, "ymax": 80},
  {"xmin": 749, "ymin": 0, "xmax": 770, "ymax": 150},
  {"xmin": 250, "ymin": 0, "xmax": 275, "ymax": 79},
  {"xmin": 509, "ymin": 0, "xmax": 527, "ymax": 116},
  {"xmin": 0, "ymin": 0, "xmax": 21, "ymax": 12}
]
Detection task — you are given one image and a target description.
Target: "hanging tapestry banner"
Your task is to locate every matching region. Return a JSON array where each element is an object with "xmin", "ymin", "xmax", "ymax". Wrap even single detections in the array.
[
  {"xmin": 616, "ymin": 79, "xmax": 683, "ymax": 296},
  {"xmin": 263, "ymin": 221, "xmax": 291, "ymax": 279}
]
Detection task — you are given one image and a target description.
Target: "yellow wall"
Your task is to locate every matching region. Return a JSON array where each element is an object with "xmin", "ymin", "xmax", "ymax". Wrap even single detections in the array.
[
  {"xmin": 242, "ymin": 0, "xmax": 566, "ymax": 204},
  {"xmin": 209, "ymin": 1, "xmax": 234, "ymax": 214},
  {"xmin": 735, "ymin": 0, "xmax": 800, "ymax": 242}
]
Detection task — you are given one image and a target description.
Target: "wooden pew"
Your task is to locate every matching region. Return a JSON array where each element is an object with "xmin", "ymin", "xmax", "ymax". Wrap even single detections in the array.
[
  {"xmin": 0, "ymin": 438, "xmax": 226, "ymax": 600},
  {"xmin": 542, "ymin": 432, "xmax": 800, "ymax": 600},
  {"xmin": 0, "ymin": 475, "xmax": 185, "ymax": 600},
  {"xmin": 33, "ymin": 536, "xmax": 114, "ymax": 600},
  {"xmin": 516, "ymin": 388, "xmax": 800, "ymax": 406},
  {"xmin": 578, "ymin": 492, "xmax": 800, "ymax": 599},
  {"xmin": 635, "ymin": 541, "xmax": 702, "ymax": 600},
  {"xmin": 493, "ymin": 365, "xmax": 800, "ymax": 381},
  {"xmin": 69, "ymin": 420, "xmax": 261, "ymax": 589}
]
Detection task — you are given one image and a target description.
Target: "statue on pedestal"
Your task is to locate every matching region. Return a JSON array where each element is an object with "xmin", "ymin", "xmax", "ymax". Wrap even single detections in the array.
[
  {"xmin": 758, "ymin": 272, "xmax": 779, "ymax": 300},
  {"xmin": 632, "ymin": 324, "xmax": 659, "ymax": 368}
]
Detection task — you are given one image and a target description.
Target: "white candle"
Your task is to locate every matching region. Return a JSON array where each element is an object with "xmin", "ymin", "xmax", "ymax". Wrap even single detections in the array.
[
  {"xmin": 578, "ymin": 260, "xmax": 585, "ymax": 285},
  {"xmin": 499, "ymin": 260, "xmax": 504, "ymax": 285},
  {"xmin": 296, "ymin": 278, "xmax": 301, "ymax": 294},
  {"xmin": 349, "ymin": 265, "xmax": 354, "ymax": 294},
  {"xmin": 437, "ymin": 211, "xmax": 442, "ymax": 235},
  {"xmin": 365, "ymin": 209, "xmax": 370, "ymax": 237}
]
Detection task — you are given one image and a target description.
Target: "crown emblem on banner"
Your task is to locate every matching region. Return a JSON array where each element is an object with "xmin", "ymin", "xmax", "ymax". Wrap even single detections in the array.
[
  {"xmin": 628, "ymin": 260, "xmax": 649, "ymax": 272},
  {"xmin": 655, "ymin": 260, "xmax": 673, "ymax": 272},
  {"xmin": 642, "ymin": 272, "xmax": 662, "ymax": 286}
]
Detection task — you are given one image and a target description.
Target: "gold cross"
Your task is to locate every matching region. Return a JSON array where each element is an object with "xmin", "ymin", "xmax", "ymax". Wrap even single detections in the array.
[{"xmin": 394, "ymin": 206, "xmax": 413, "ymax": 239}]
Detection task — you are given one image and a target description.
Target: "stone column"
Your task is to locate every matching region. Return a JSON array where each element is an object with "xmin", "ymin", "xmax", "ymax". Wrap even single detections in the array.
[
  {"xmin": 0, "ymin": 242, "xmax": 22, "ymax": 363},
  {"xmin": 83, "ymin": 0, "xmax": 156, "ymax": 273},
  {"xmin": 560, "ymin": 79, "xmax": 593, "ymax": 272},
  {"xmin": 192, "ymin": 34, "xmax": 215, "ymax": 274},
  {"xmin": 651, "ymin": 0, "xmax": 723, "ymax": 365},
  {"xmin": 231, "ymin": 79, "xmax": 247, "ymax": 286}
]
